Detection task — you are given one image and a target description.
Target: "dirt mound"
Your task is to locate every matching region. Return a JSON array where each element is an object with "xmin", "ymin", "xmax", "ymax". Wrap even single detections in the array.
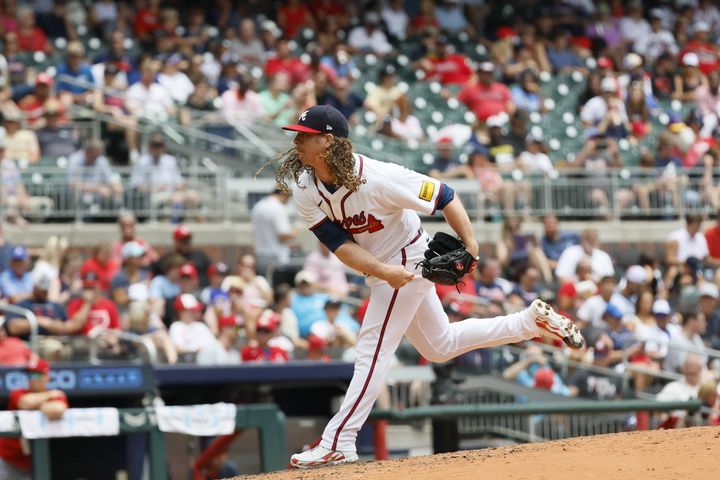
[{"xmin": 236, "ymin": 427, "xmax": 720, "ymax": 480}]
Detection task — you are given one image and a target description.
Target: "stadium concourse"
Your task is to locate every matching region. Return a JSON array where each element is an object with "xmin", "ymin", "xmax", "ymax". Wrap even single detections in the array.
[{"xmin": 1, "ymin": 0, "xmax": 720, "ymax": 478}]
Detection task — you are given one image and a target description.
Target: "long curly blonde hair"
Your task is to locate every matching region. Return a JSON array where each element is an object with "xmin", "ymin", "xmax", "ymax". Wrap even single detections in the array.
[{"xmin": 270, "ymin": 136, "xmax": 366, "ymax": 192}]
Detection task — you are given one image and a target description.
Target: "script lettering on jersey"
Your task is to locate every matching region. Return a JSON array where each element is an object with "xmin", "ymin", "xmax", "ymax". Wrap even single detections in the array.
[{"xmin": 339, "ymin": 211, "xmax": 385, "ymax": 234}]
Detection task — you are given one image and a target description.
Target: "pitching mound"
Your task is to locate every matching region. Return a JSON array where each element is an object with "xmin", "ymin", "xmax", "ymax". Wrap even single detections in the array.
[{"xmin": 237, "ymin": 427, "xmax": 720, "ymax": 480}]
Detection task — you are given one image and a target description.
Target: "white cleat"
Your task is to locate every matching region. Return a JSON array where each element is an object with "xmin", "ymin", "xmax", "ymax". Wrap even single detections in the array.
[
  {"xmin": 530, "ymin": 299, "xmax": 585, "ymax": 349},
  {"xmin": 289, "ymin": 445, "xmax": 359, "ymax": 469}
]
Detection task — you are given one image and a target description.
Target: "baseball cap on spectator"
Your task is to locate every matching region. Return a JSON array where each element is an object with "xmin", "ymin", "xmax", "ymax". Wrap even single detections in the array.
[
  {"xmin": 221, "ymin": 275, "xmax": 246, "ymax": 293},
  {"xmin": 174, "ymin": 293, "xmax": 203, "ymax": 312},
  {"xmin": 486, "ymin": 114, "xmax": 506, "ymax": 128},
  {"xmin": 652, "ymin": 298, "xmax": 671, "ymax": 316},
  {"xmin": 600, "ymin": 77, "xmax": 617, "ymax": 93},
  {"xmin": 121, "ymin": 241, "xmax": 146, "ymax": 259},
  {"xmin": 496, "ymin": 26, "xmax": 516, "ymax": 40},
  {"xmin": 526, "ymin": 131, "xmax": 544, "ymax": 143},
  {"xmin": 625, "ymin": 265, "xmax": 646, "ymax": 284},
  {"xmin": 698, "ymin": 283, "xmax": 719, "ymax": 299},
  {"xmin": 294, "ymin": 270, "xmax": 318, "ymax": 286},
  {"xmin": 682, "ymin": 52, "xmax": 699, "ymax": 67},
  {"xmin": 668, "ymin": 113, "xmax": 685, "ymax": 133},
  {"xmin": 282, "ymin": 105, "xmax": 349, "ymax": 138},
  {"xmin": 436, "ymin": 135, "xmax": 453, "ymax": 145},
  {"xmin": 558, "ymin": 282, "xmax": 577, "ymax": 299},
  {"xmin": 597, "ymin": 57, "xmax": 614, "ymax": 70},
  {"xmin": 308, "ymin": 333, "xmax": 329, "ymax": 351},
  {"xmin": 179, "ymin": 263, "xmax": 198, "ymax": 279},
  {"xmin": 260, "ymin": 20, "xmax": 282, "ymax": 39},
  {"xmin": 325, "ymin": 298, "xmax": 342, "ymax": 309},
  {"xmin": 43, "ymin": 99, "xmax": 63, "ymax": 116},
  {"xmin": 467, "ymin": 143, "xmax": 489, "ymax": 157},
  {"xmin": 36, "ymin": 72, "xmax": 53, "ymax": 86},
  {"xmin": 363, "ymin": 11, "xmax": 381, "ymax": 25},
  {"xmin": 26, "ymin": 356, "xmax": 50, "ymax": 375},
  {"xmin": 478, "ymin": 61, "xmax": 495, "ymax": 73},
  {"xmin": 218, "ymin": 315, "xmax": 237, "ymax": 329},
  {"xmin": 173, "ymin": 224, "xmax": 192, "ymax": 241},
  {"xmin": 686, "ymin": 256, "xmax": 703, "ymax": 278},
  {"xmin": 208, "ymin": 262, "xmax": 230, "ymax": 277},
  {"xmin": 623, "ymin": 53, "xmax": 642, "ymax": 70},
  {"xmin": 3, "ymin": 106, "xmax": 24, "ymax": 122},
  {"xmin": 104, "ymin": 62, "xmax": 121, "ymax": 76},
  {"xmin": 34, "ymin": 274, "xmax": 51, "ymax": 291},
  {"xmin": 10, "ymin": 246, "xmax": 27, "ymax": 261},
  {"xmin": 692, "ymin": 21, "xmax": 710, "ymax": 35},
  {"xmin": 81, "ymin": 270, "xmax": 101, "ymax": 288},
  {"xmin": 256, "ymin": 311, "xmax": 280, "ymax": 332},
  {"xmin": 603, "ymin": 303, "xmax": 623, "ymax": 320},
  {"xmin": 576, "ymin": 280, "xmax": 597, "ymax": 297},
  {"xmin": 534, "ymin": 367, "xmax": 555, "ymax": 390},
  {"xmin": 649, "ymin": 8, "xmax": 663, "ymax": 20}
]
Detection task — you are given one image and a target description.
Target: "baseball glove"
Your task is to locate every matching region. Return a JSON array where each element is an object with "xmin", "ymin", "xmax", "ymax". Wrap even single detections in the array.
[{"xmin": 418, "ymin": 232, "xmax": 478, "ymax": 286}]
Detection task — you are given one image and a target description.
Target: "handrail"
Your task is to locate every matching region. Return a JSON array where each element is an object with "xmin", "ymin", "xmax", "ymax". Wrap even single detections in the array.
[
  {"xmin": 0, "ymin": 304, "xmax": 39, "ymax": 353},
  {"xmin": 88, "ymin": 329, "xmax": 158, "ymax": 365}
]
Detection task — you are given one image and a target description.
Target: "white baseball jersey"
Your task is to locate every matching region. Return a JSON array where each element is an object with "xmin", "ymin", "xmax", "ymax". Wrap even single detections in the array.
[
  {"xmin": 293, "ymin": 153, "xmax": 443, "ymax": 264},
  {"xmin": 291, "ymin": 152, "xmax": 541, "ymax": 453}
]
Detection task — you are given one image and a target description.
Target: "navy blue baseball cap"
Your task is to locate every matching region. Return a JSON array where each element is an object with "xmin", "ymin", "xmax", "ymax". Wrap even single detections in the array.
[{"xmin": 282, "ymin": 105, "xmax": 349, "ymax": 138}]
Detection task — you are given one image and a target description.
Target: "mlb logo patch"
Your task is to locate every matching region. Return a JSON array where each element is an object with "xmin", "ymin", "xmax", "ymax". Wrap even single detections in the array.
[{"xmin": 419, "ymin": 181, "xmax": 435, "ymax": 202}]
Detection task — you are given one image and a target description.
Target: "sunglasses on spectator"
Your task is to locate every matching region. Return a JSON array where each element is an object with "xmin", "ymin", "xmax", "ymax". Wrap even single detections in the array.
[{"xmin": 256, "ymin": 328, "xmax": 273, "ymax": 334}]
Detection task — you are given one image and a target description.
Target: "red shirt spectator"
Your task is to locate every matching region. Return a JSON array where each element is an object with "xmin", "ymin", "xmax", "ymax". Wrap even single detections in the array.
[
  {"xmin": 81, "ymin": 257, "xmax": 119, "ymax": 293},
  {"xmin": 17, "ymin": 26, "xmax": 48, "ymax": 53},
  {"xmin": 277, "ymin": 0, "xmax": 314, "ymax": 39},
  {"xmin": 426, "ymin": 53, "xmax": 473, "ymax": 85},
  {"xmin": 458, "ymin": 62, "xmax": 514, "ymax": 120},
  {"xmin": 706, "ymin": 222, "xmax": 720, "ymax": 260},
  {"xmin": 67, "ymin": 296, "xmax": 121, "ymax": 336},
  {"xmin": 680, "ymin": 41, "xmax": 719, "ymax": 75},
  {"xmin": 241, "ymin": 310, "xmax": 289, "ymax": 363},
  {"xmin": 0, "ymin": 320, "xmax": 32, "ymax": 365},
  {"xmin": 134, "ymin": 5, "xmax": 161, "ymax": 39},
  {"xmin": 435, "ymin": 275, "xmax": 477, "ymax": 316},
  {"xmin": 264, "ymin": 40, "xmax": 311, "ymax": 85}
]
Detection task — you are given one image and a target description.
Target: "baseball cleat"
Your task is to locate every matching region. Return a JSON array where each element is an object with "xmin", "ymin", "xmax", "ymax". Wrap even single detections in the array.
[
  {"xmin": 289, "ymin": 445, "xmax": 359, "ymax": 469},
  {"xmin": 530, "ymin": 299, "xmax": 585, "ymax": 349}
]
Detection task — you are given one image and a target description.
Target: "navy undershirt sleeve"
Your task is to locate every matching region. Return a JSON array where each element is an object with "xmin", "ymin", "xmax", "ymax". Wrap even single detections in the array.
[
  {"xmin": 436, "ymin": 183, "xmax": 455, "ymax": 210},
  {"xmin": 311, "ymin": 219, "xmax": 350, "ymax": 252}
]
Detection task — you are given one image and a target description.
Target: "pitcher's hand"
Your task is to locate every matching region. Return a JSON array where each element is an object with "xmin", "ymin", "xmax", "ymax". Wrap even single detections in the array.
[{"xmin": 381, "ymin": 264, "xmax": 414, "ymax": 289}]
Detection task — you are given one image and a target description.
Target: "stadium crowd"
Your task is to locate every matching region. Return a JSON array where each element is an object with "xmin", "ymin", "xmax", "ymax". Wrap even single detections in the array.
[{"xmin": 0, "ymin": 0, "xmax": 719, "ymax": 432}]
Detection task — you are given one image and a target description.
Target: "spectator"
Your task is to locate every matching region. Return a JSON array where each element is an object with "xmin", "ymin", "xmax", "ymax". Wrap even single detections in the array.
[
  {"xmin": 555, "ymin": 228, "xmax": 614, "ymax": 284},
  {"xmin": 169, "ymin": 293, "xmax": 216, "ymax": 359},
  {"xmin": 634, "ymin": 8, "xmax": 678, "ymax": 65},
  {"xmin": 230, "ymin": 18, "xmax": 266, "ymax": 68},
  {"xmin": 657, "ymin": 355, "xmax": 704, "ymax": 425},
  {"xmin": 665, "ymin": 214, "xmax": 709, "ymax": 285},
  {"xmin": 502, "ymin": 344, "xmax": 575, "ymax": 396},
  {"xmin": 363, "ymin": 65, "xmax": 403, "ymax": 125},
  {"xmin": 125, "ymin": 58, "xmax": 175, "ymax": 120},
  {"xmin": 92, "ymin": 30, "xmax": 134, "ymax": 88},
  {"xmin": 277, "ymin": 0, "xmax": 315, "ymax": 40},
  {"xmin": 511, "ymin": 70, "xmax": 544, "ymax": 114},
  {"xmin": 613, "ymin": 265, "xmax": 648, "ymax": 316},
  {"xmin": 149, "ymin": 253, "xmax": 184, "ymax": 326},
  {"xmin": 0, "ymin": 246, "xmax": 33, "ymax": 303},
  {"xmin": 496, "ymin": 217, "xmax": 553, "ymax": 284},
  {"xmin": 303, "ymin": 241, "xmax": 350, "ymax": 298},
  {"xmin": 664, "ymin": 311, "xmax": 708, "ymax": 373},
  {"xmin": 310, "ymin": 298, "xmax": 357, "ymax": 349},
  {"xmin": 427, "ymin": 137, "xmax": 465, "ymax": 179},
  {"xmin": 323, "ymin": 77, "xmax": 364, "ymax": 125},
  {"xmin": 196, "ymin": 314, "xmax": 240, "ymax": 365},
  {"xmin": 110, "ymin": 211, "xmax": 159, "ymax": 267},
  {"xmin": 155, "ymin": 225, "xmax": 212, "ymax": 289},
  {"xmin": 576, "ymin": 276, "xmax": 616, "ymax": 329},
  {"xmin": 384, "ymin": 95, "xmax": 424, "ymax": 143},
  {"xmin": 517, "ymin": 132, "xmax": 556, "ymax": 176},
  {"xmin": 508, "ymin": 266, "xmax": 541, "ymax": 307},
  {"xmin": 0, "ymin": 317, "xmax": 32, "ymax": 365},
  {"xmin": 64, "ymin": 270, "xmax": 121, "ymax": 337},
  {"xmin": 679, "ymin": 21, "xmax": 719, "ymax": 76},
  {"xmin": 673, "ymin": 52, "xmax": 708, "ymax": 103},
  {"xmin": 125, "ymin": 301, "xmax": 177, "ymax": 365},
  {"xmin": 129, "ymin": 134, "xmax": 197, "ymax": 219},
  {"xmin": 458, "ymin": 61, "xmax": 515, "ymax": 122},
  {"xmin": 133, "ymin": 0, "xmax": 162, "ymax": 47},
  {"xmin": 540, "ymin": 214, "xmax": 580, "ymax": 271},
  {"xmin": 264, "ymin": 38, "xmax": 310, "ymax": 86},
  {"xmin": 695, "ymin": 71, "xmax": 720, "ymax": 134},
  {"xmin": 3, "ymin": 106, "xmax": 40, "ymax": 166},
  {"xmin": 347, "ymin": 11, "xmax": 391, "ymax": 56},
  {"xmin": 473, "ymin": 258, "xmax": 507, "ymax": 316},
  {"xmin": 697, "ymin": 283, "xmax": 720, "ymax": 349},
  {"xmin": 619, "ymin": 0, "xmax": 651, "ymax": 50},
  {"xmin": 259, "ymin": 72, "xmax": 295, "ymax": 127},
  {"xmin": 250, "ymin": 188, "xmax": 297, "ymax": 279},
  {"xmin": 4, "ymin": 275, "xmax": 67, "ymax": 341},
  {"xmin": 290, "ymin": 270, "xmax": 329, "ymax": 337},
  {"xmin": 236, "ymin": 255, "xmax": 273, "ymax": 305},
  {"xmin": 90, "ymin": 0, "xmax": 120, "ymax": 40},
  {"xmin": 651, "ymin": 53, "xmax": 677, "ymax": 101},
  {"xmin": 219, "ymin": 73, "xmax": 262, "ymax": 126},
  {"xmin": 28, "ymin": 236, "xmax": 68, "ymax": 301},
  {"xmin": 705, "ymin": 209, "xmax": 720, "ymax": 268},
  {"xmin": 17, "ymin": 72, "xmax": 60, "ymax": 129},
  {"xmin": 435, "ymin": 0, "xmax": 472, "ymax": 35},
  {"xmin": 546, "ymin": 29, "xmax": 586, "ymax": 74},
  {"xmin": 593, "ymin": 303, "xmax": 643, "ymax": 367},
  {"xmin": 56, "ymin": 41, "xmax": 95, "ymax": 106},
  {"xmin": 16, "ymin": 6, "xmax": 51, "ymax": 53},
  {"xmin": 0, "ymin": 224, "xmax": 14, "ymax": 273},
  {"xmin": 241, "ymin": 310, "xmax": 289, "ymax": 363},
  {"xmin": 1, "ymin": 136, "xmax": 45, "ymax": 226},
  {"xmin": 80, "ymin": 243, "xmax": 119, "ymax": 294},
  {"xmin": 157, "ymin": 54, "xmax": 194, "ymax": 105},
  {"xmin": 35, "ymin": 99, "xmax": 79, "ymax": 158},
  {"xmin": 67, "ymin": 139, "xmax": 123, "ymax": 212},
  {"xmin": 110, "ymin": 241, "xmax": 151, "ymax": 315},
  {"xmin": 419, "ymin": 35, "xmax": 473, "ymax": 85},
  {"xmin": 0, "ymin": 357, "xmax": 67, "ymax": 479},
  {"xmin": 580, "ymin": 77, "xmax": 630, "ymax": 139}
]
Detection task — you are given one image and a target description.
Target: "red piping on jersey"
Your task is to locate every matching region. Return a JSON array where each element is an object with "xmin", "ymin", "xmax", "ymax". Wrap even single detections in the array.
[
  {"xmin": 331, "ymin": 244, "xmax": 405, "ymax": 451},
  {"xmin": 339, "ymin": 155, "xmax": 363, "ymax": 240},
  {"xmin": 309, "ymin": 217, "xmax": 329, "ymax": 231},
  {"xmin": 406, "ymin": 228, "xmax": 423, "ymax": 247},
  {"xmin": 431, "ymin": 182, "xmax": 443, "ymax": 215}
]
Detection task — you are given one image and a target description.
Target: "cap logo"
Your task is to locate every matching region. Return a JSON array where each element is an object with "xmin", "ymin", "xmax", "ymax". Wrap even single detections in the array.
[
  {"xmin": 300, "ymin": 110, "xmax": 308, "ymax": 121},
  {"xmin": 326, "ymin": 124, "xmax": 332, "ymax": 130}
]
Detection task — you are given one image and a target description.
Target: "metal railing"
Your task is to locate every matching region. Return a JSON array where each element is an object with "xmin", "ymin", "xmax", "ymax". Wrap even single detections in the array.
[
  {"xmin": 88, "ymin": 330, "xmax": 159, "ymax": 365},
  {"xmin": 0, "ymin": 304, "xmax": 39, "ymax": 353}
]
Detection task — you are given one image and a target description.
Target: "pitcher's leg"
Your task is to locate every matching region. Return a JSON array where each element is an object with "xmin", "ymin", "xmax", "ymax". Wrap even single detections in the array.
[
  {"xmin": 405, "ymin": 291, "xmax": 541, "ymax": 363},
  {"xmin": 320, "ymin": 280, "xmax": 427, "ymax": 452}
]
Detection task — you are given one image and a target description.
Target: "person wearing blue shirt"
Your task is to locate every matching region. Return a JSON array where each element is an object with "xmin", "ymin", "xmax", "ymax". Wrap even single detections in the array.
[
  {"xmin": 290, "ymin": 271, "xmax": 359, "ymax": 337},
  {"xmin": 503, "ymin": 344, "xmax": 573, "ymax": 397},
  {"xmin": 0, "ymin": 246, "xmax": 33, "ymax": 303},
  {"xmin": 0, "ymin": 225, "xmax": 14, "ymax": 273},
  {"xmin": 540, "ymin": 214, "xmax": 580, "ymax": 269},
  {"xmin": 5, "ymin": 275, "xmax": 67, "ymax": 340},
  {"xmin": 56, "ymin": 41, "xmax": 95, "ymax": 105}
]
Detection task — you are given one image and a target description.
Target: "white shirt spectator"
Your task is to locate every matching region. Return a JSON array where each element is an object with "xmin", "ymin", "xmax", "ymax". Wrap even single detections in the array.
[
  {"xmin": 390, "ymin": 115, "xmax": 424, "ymax": 142},
  {"xmin": 220, "ymin": 89, "xmax": 262, "ymax": 126},
  {"xmin": 633, "ymin": 29, "xmax": 678, "ymax": 63},
  {"xmin": 67, "ymin": 151, "xmax": 115, "ymax": 185},
  {"xmin": 519, "ymin": 151, "xmax": 556, "ymax": 175},
  {"xmin": 381, "ymin": 4, "xmax": 409, "ymax": 40},
  {"xmin": 580, "ymin": 96, "xmax": 629, "ymax": 127},
  {"xmin": 251, "ymin": 195, "xmax": 293, "ymax": 266},
  {"xmin": 347, "ymin": 26, "xmax": 392, "ymax": 55},
  {"xmin": 196, "ymin": 341, "xmax": 241, "ymax": 365},
  {"xmin": 158, "ymin": 71, "xmax": 195, "ymax": 105},
  {"xmin": 125, "ymin": 82, "xmax": 174, "ymax": 118},
  {"xmin": 129, "ymin": 153, "xmax": 183, "ymax": 191},
  {"xmin": 303, "ymin": 247, "xmax": 350, "ymax": 297},
  {"xmin": 668, "ymin": 227, "xmax": 709, "ymax": 262},
  {"xmin": 555, "ymin": 245, "xmax": 615, "ymax": 282},
  {"xmin": 576, "ymin": 294, "xmax": 609, "ymax": 329},
  {"xmin": 169, "ymin": 321, "xmax": 217, "ymax": 353},
  {"xmin": 694, "ymin": 5, "xmax": 720, "ymax": 34},
  {"xmin": 634, "ymin": 322, "xmax": 679, "ymax": 359},
  {"xmin": 664, "ymin": 333, "xmax": 708, "ymax": 373},
  {"xmin": 619, "ymin": 16, "xmax": 652, "ymax": 46}
]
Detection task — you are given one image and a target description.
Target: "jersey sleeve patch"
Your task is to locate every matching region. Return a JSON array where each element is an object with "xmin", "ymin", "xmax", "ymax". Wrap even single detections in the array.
[{"xmin": 419, "ymin": 181, "xmax": 435, "ymax": 202}]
